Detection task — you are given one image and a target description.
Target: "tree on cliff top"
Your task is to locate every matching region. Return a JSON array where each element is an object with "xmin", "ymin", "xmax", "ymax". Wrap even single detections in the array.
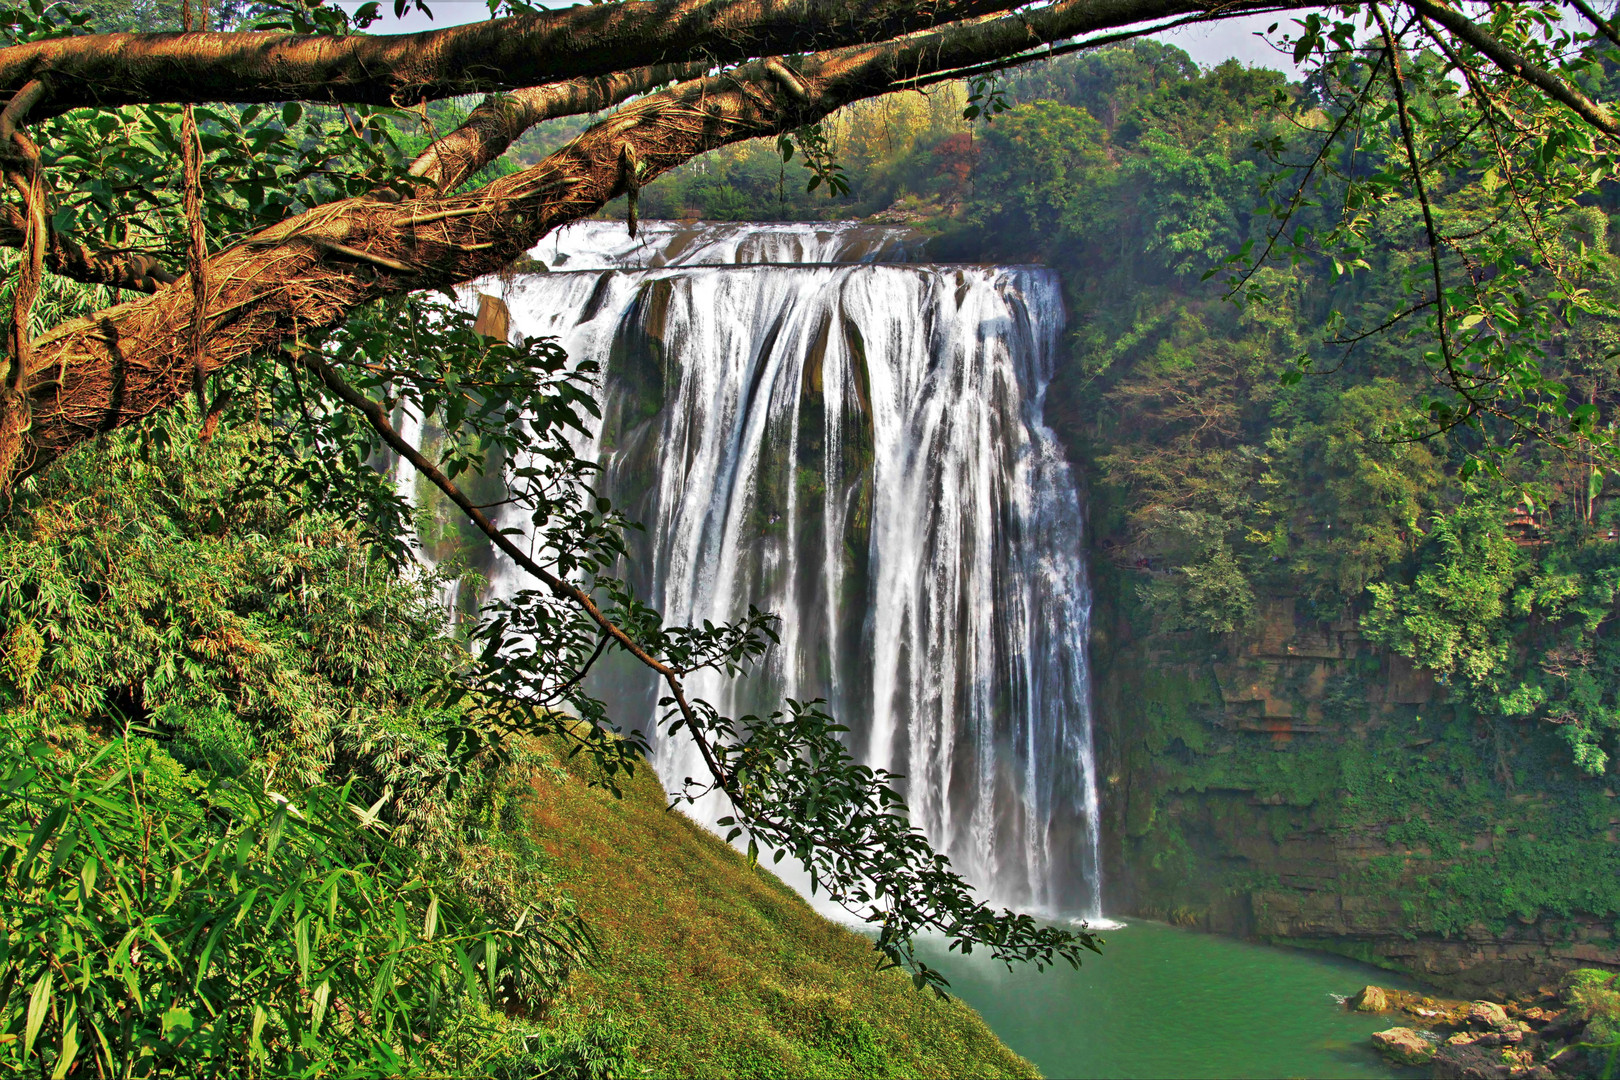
[{"xmin": 1, "ymin": 0, "xmax": 1619, "ymax": 998}]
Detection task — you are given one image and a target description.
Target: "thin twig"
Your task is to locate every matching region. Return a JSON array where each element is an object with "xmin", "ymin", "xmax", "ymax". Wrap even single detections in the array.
[
  {"xmin": 290, "ymin": 350, "xmax": 738, "ymax": 794},
  {"xmin": 183, "ymin": 0, "xmax": 209, "ymax": 411},
  {"xmin": 1374, "ymin": 5, "xmax": 1466, "ymax": 399},
  {"xmin": 1410, "ymin": 0, "xmax": 1620, "ymax": 139},
  {"xmin": 1565, "ymin": 0, "xmax": 1620, "ymax": 53},
  {"xmin": 1225, "ymin": 50, "xmax": 1387, "ymax": 301}
]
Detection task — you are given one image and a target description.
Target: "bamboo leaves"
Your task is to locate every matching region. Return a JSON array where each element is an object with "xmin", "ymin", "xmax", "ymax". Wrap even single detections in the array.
[
  {"xmin": 22, "ymin": 971, "xmax": 49, "ymax": 1062},
  {"xmin": 0, "ymin": 734, "xmax": 579, "ymax": 1077}
]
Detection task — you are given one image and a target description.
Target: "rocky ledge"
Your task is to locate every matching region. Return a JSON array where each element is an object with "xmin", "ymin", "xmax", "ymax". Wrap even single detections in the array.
[{"xmin": 1353, "ymin": 970, "xmax": 1620, "ymax": 1078}]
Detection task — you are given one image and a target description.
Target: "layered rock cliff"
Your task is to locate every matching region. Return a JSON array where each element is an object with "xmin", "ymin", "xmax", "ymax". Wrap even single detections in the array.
[{"xmin": 1089, "ymin": 562, "xmax": 1620, "ymax": 997}]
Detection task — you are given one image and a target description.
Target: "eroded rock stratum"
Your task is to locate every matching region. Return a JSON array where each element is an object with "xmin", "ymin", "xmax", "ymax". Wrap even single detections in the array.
[{"xmin": 1091, "ymin": 585, "xmax": 1620, "ymax": 996}]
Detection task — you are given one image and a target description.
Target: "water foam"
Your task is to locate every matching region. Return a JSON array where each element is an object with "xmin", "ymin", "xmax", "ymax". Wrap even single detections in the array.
[{"xmin": 485, "ymin": 220, "xmax": 1103, "ymax": 917}]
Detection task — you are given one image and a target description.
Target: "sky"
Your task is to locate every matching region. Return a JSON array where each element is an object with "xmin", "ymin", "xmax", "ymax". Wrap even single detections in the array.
[
  {"xmin": 341, "ymin": 2, "xmax": 1309, "ymax": 78},
  {"xmin": 1158, "ymin": 13, "xmax": 1307, "ymax": 76}
]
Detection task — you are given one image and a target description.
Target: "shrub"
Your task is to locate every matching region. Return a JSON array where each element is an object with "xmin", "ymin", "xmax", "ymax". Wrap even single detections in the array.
[{"xmin": 0, "ymin": 732, "xmax": 583, "ymax": 1078}]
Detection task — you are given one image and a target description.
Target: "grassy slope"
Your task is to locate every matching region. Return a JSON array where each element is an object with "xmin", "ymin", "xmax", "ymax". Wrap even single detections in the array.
[{"xmin": 524, "ymin": 741, "xmax": 1038, "ymax": 1079}]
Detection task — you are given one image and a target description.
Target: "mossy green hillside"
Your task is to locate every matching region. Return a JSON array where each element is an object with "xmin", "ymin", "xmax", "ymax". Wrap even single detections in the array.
[{"xmin": 524, "ymin": 738, "xmax": 1038, "ymax": 1079}]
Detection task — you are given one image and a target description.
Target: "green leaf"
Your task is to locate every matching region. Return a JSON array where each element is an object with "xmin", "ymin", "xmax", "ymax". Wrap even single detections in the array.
[
  {"xmin": 422, "ymin": 891, "xmax": 439, "ymax": 942},
  {"xmin": 485, "ymin": 933, "xmax": 500, "ymax": 1003},
  {"xmin": 250, "ymin": 1005, "xmax": 268, "ymax": 1054},
  {"xmin": 23, "ymin": 805, "xmax": 67, "ymax": 879},
  {"xmin": 310, "ymin": 980, "xmax": 331, "ymax": 1031},
  {"xmin": 452, "ymin": 943, "xmax": 479, "ymax": 999},
  {"xmin": 195, "ymin": 918, "xmax": 230, "ymax": 982},
  {"xmin": 51, "ymin": 1019, "xmax": 77, "ymax": 1080},
  {"xmin": 23, "ymin": 971, "xmax": 53, "ymax": 1061},
  {"xmin": 294, "ymin": 918, "xmax": 311, "ymax": 986},
  {"xmin": 161, "ymin": 1007, "xmax": 196, "ymax": 1042}
]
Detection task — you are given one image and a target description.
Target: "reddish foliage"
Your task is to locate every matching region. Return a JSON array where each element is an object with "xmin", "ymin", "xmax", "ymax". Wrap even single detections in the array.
[{"xmin": 933, "ymin": 131, "xmax": 978, "ymax": 186}]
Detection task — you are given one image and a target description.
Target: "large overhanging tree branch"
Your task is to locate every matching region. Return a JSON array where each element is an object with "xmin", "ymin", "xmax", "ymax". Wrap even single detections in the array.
[
  {"xmin": 0, "ymin": 0, "xmax": 1219, "ymax": 117},
  {"xmin": 0, "ymin": 62, "xmax": 716, "ymax": 296},
  {"xmin": 1, "ymin": 0, "xmax": 1303, "ymax": 486},
  {"xmin": 401, "ymin": 60, "xmax": 714, "ymax": 193}
]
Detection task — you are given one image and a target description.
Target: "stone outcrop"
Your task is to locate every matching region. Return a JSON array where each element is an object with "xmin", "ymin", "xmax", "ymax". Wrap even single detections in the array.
[
  {"xmin": 1348, "ymin": 979, "xmax": 1610, "ymax": 1079},
  {"xmin": 1429, "ymin": 1043, "xmax": 1538, "ymax": 1080},
  {"xmin": 1247, "ymin": 901, "xmax": 1620, "ymax": 996},
  {"xmin": 1090, "ymin": 570, "xmax": 1620, "ymax": 996},
  {"xmin": 1350, "ymin": 985, "xmax": 1389, "ymax": 1012},
  {"xmin": 1468, "ymin": 1001, "xmax": 1511, "ymax": 1030},
  {"xmin": 1371, "ymin": 1027, "xmax": 1436, "ymax": 1065}
]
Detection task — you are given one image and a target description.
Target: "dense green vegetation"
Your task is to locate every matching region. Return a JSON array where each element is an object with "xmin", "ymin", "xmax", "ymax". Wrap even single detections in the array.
[
  {"xmin": 0, "ymin": 419, "xmax": 1034, "ymax": 1077},
  {"xmin": 11, "ymin": 0, "xmax": 1620, "ymax": 1070},
  {"xmin": 616, "ymin": 38, "xmax": 1620, "ymax": 964},
  {"xmin": 2, "ymin": 1, "xmax": 1113, "ymax": 1070},
  {"xmin": 964, "ymin": 44, "xmax": 1620, "ymax": 954},
  {"xmin": 0, "ymin": 421, "xmax": 596, "ymax": 1076}
]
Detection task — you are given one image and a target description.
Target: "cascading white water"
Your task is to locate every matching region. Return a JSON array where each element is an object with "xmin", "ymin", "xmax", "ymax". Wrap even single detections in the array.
[
  {"xmin": 391, "ymin": 411, "xmax": 462, "ymax": 618},
  {"xmin": 487, "ymin": 220, "xmax": 1101, "ymax": 916}
]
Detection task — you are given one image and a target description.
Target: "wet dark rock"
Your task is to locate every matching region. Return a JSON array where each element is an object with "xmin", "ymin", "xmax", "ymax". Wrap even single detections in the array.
[
  {"xmin": 1548, "ymin": 1045, "xmax": 1599, "ymax": 1077},
  {"xmin": 1448, "ymin": 1030, "xmax": 1526, "ymax": 1049},
  {"xmin": 1431, "ymin": 1043, "xmax": 1514, "ymax": 1079},
  {"xmin": 1538, "ymin": 1011, "xmax": 1583, "ymax": 1042}
]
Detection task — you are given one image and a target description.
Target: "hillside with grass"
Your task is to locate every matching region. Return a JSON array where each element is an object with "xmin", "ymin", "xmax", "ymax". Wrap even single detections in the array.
[{"xmin": 525, "ymin": 734, "xmax": 1038, "ymax": 1079}]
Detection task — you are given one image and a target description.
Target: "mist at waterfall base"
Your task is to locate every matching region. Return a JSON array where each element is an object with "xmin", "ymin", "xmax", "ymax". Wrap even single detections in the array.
[
  {"xmin": 476, "ymin": 222, "xmax": 1415, "ymax": 1079},
  {"xmin": 489, "ymin": 220, "xmax": 1101, "ymax": 918}
]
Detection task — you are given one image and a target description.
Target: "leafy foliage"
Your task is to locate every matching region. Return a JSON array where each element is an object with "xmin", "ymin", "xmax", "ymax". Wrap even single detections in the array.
[
  {"xmin": 704, "ymin": 700, "xmax": 1097, "ymax": 987},
  {"xmin": 0, "ymin": 733, "xmax": 579, "ymax": 1078},
  {"xmin": 801, "ymin": 33, "xmax": 1620, "ymax": 953},
  {"xmin": 1, "ymin": 8, "xmax": 1104, "ymax": 1038}
]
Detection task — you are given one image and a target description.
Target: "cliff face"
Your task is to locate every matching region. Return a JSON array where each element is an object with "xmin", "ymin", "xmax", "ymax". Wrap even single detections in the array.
[{"xmin": 1089, "ymin": 564, "xmax": 1620, "ymax": 998}]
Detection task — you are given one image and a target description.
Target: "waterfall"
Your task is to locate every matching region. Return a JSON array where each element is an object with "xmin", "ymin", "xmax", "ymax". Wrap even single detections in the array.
[
  {"xmin": 391, "ymin": 410, "xmax": 462, "ymax": 618},
  {"xmin": 489, "ymin": 220, "xmax": 1101, "ymax": 917}
]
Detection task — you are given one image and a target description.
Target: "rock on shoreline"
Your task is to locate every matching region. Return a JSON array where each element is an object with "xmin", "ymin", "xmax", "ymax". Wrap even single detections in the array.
[{"xmin": 1355, "ymin": 968, "xmax": 1620, "ymax": 1078}]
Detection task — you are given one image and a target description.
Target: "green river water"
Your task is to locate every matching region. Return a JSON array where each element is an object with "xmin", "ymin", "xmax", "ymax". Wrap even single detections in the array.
[{"xmin": 918, "ymin": 919, "xmax": 1428, "ymax": 1079}]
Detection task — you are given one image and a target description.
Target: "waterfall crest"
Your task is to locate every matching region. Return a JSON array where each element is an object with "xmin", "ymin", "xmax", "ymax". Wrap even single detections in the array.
[{"xmin": 492, "ymin": 220, "xmax": 1101, "ymax": 916}]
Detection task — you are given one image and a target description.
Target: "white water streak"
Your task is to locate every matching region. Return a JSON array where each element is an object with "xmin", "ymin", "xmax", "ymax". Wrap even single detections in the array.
[
  {"xmin": 391, "ymin": 410, "xmax": 462, "ymax": 618},
  {"xmin": 489, "ymin": 221, "xmax": 1101, "ymax": 916}
]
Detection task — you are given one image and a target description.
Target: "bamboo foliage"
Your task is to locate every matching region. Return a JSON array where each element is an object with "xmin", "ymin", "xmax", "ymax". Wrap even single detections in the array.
[{"xmin": 0, "ymin": 734, "xmax": 584, "ymax": 1078}]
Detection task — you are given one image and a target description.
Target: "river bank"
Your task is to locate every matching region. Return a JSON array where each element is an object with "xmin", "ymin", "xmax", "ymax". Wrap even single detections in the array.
[{"xmin": 1349, "ymin": 973, "xmax": 1620, "ymax": 1078}]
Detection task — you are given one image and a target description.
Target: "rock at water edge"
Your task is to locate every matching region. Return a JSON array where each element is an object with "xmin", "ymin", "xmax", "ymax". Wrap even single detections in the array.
[
  {"xmin": 1350, "ymin": 985, "xmax": 1389, "ymax": 1013},
  {"xmin": 1431, "ymin": 1042, "xmax": 1517, "ymax": 1079},
  {"xmin": 1372, "ymin": 1027, "xmax": 1436, "ymax": 1065},
  {"xmin": 1468, "ymin": 1000, "xmax": 1511, "ymax": 1030}
]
